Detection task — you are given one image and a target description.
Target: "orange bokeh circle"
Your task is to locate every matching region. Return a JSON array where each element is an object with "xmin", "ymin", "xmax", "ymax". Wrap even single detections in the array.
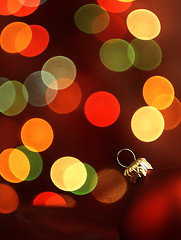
[{"xmin": 21, "ymin": 118, "xmax": 54, "ymax": 152}]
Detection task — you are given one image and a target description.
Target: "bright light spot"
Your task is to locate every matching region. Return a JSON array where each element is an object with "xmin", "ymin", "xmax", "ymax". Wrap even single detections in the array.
[
  {"xmin": 13, "ymin": 0, "xmax": 40, "ymax": 17},
  {"xmin": 33, "ymin": 192, "xmax": 67, "ymax": 207},
  {"xmin": 18, "ymin": 0, "xmax": 40, "ymax": 8},
  {"xmin": 71, "ymin": 163, "xmax": 98, "ymax": 195},
  {"xmin": 131, "ymin": 106, "xmax": 165, "ymax": 142},
  {"xmin": 8, "ymin": 148, "xmax": 30, "ymax": 180},
  {"xmin": 97, "ymin": 0, "xmax": 132, "ymax": 13},
  {"xmin": 46, "ymin": 81, "xmax": 82, "ymax": 114},
  {"xmin": 50, "ymin": 156, "xmax": 87, "ymax": 191},
  {"xmin": 127, "ymin": 9, "xmax": 161, "ymax": 40},
  {"xmin": 24, "ymin": 71, "xmax": 57, "ymax": 107},
  {"xmin": 84, "ymin": 91, "xmax": 120, "ymax": 127},
  {"xmin": 0, "ymin": 184, "xmax": 19, "ymax": 214},
  {"xmin": 143, "ymin": 76, "xmax": 175, "ymax": 110},
  {"xmin": 100, "ymin": 39, "xmax": 135, "ymax": 72},
  {"xmin": 42, "ymin": 56, "xmax": 77, "ymax": 90},
  {"xmin": 0, "ymin": 0, "xmax": 23, "ymax": 15},
  {"xmin": 19, "ymin": 25, "xmax": 49, "ymax": 57},
  {"xmin": 130, "ymin": 39, "xmax": 162, "ymax": 71},
  {"xmin": 94, "ymin": 14, "xmax": 127, "ymax": 42},
  {"xmin": 0, "ymin": 22, "xmax": 32, "ymax": 53},
  {"xmin": 74, "ymin": 4, "xmax": 110, "ymax": 34},
  {"xmin": 0, "ymin": 148, "xmax": 24, "ymax": 183},
  {"xmin": 1, "ymin": 81, "xmax": 28, "ymax": 116},
  {"xmin": 92, "ymin": 168, "xmax": 127, "ymax": 203},
  {"xmin": 16, "ymin": 146, "xmax": 43, "ymax": 181},
  {"xmin": 160, "ymin": 97, "xmax": 181, "ymax": 130},
  {"xmin": 0, "ymin": 81, "xmax": 16, "ymax": 112},
  {"xmin": 21, "ymin": 118, "xmax": 54, "ymax": 152}
]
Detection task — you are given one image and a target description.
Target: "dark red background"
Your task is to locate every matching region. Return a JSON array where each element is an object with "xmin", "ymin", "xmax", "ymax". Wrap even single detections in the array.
[{"xmin": 0, "ymin": 0, "xmax": 180, "ymax": 239}]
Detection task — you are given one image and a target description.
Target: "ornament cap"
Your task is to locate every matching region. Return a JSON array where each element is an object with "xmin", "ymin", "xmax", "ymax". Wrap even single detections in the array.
[{"xmin": 117, "ymin": 149, "xmax": 153, "ymax": 183}]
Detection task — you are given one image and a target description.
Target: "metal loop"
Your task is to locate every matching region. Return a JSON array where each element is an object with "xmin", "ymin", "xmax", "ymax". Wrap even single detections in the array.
[{"xmin": 117, "ymin": 148, "xmax": 136, "ymax": 168}]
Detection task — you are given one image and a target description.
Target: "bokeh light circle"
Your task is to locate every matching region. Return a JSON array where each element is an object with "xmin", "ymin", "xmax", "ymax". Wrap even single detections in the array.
[
  {"xmin": 42, "ymin": 56, "xmax": 77, "ymax": 90},
  {"xmin": 20, "ymin": 25, "xmax": 49, "ymax": 57},
  {"xmin": 94, "ymin": 14, "xmax": 127, "ymax": 42},
  {"xmin": 21, "ymin": 118, "xmax": 54, "ymax": 152},
  {"xmin": 1, "ymin": 81, "xmax": 28, "ymax": 116},
  {"xmin": 127, "ymin": 9, "xmax": 161, "ymax": 40},
  {"xmin": 131, "ymin": 106, "xmax": 165, "ymax": 142},
  {"xmin": 84, "ymin": 91, "xmax": 120, "ymax": 127},
  {"xmin": 0, "ymin": 22, "xmax": 32, "ymax": 53},
  {"xmin": 74, "ymin": 4, "xmax": 110, "ymax": 34},
  {"xmin": 71, "ymin": 163, "xmax": 98, "ymax": 195},
  {"xmin": 33, "ymin": 192, "xmax": 67, "ymax": 207},
  {"xmin": 24, "ymin": 71, "xmax": 57, "ymax": 107},
  {"xmin": 160, "ymin": 97, "xmax": 181, "ymax": 130},
  {"xmin": 97, "ymin": 0, "xmax": 132, "ymax": 13},
  {"xmin": 0, "ymin": 184, "xmax": 19, "ymax": 214},
  {"xmin": 18, "ymin": 0, "xmax": 40, "ymax": 8},
  {"xmin": 92, "ymin": 168, "xmax": 127, "ymax": 203},
  {"xmin": 0, "ymin": 148, "xmax": 26, "ymax": 183},
  {"xmin": 100, "ymin": 39, "xmax": 135, "ymax": 72},
  {"xmin": 17, "ymin": 146, "xmax": 43, "ymax": 181},
  {"xmin": 0, "ymin": 81, "xmax": 16, "ymax": 112},
  {"xmin": 46, "ymin": 81, "xmax": 82, "ymax": 114},
  {"xmin": 8, "ymin": 148, "xmax": 30, "ymax": 181},
  {"xmin": 50, "ymin": 156, "xmax": 87, "ymax": 191},
  {"xmin": 130, "ymin": 39, "xmax": 162, "ymax": 71},
  {"xmin": 13, "ymin": 0, "xmax": 40, "ymax": 17},
  {"xmin": 143, "ymin": 76, "xmax": 175, "ymax": 110}
]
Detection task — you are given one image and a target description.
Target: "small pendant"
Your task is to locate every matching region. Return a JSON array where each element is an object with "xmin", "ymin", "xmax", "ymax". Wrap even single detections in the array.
[{"xmin": 117, "ymin": 148, "xmax": 153, "ymax": 183}]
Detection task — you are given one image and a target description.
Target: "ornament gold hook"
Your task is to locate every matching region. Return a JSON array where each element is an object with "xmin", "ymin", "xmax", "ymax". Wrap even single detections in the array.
[{"xmin": 117, "ymin": 148, "xmax": 153, "ymax": 183}]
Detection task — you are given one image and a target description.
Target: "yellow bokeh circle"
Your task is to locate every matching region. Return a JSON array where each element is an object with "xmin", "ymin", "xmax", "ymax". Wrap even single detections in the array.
[{"xmin": 127, "ymin": 9, "xmax": 161, "ymax": 40}]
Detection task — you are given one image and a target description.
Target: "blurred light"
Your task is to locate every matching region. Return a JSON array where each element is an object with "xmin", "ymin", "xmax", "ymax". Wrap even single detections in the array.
[
  {"xmin": 0, "ymin": 148, "xmax": 24, "ymax": 183},
  {"xmin": 94, "ymin": 14, "xmax": 127, "ymax": 42},
  {"xmin": 0, "ymin": 117, "xmax": 20, "ymax": 151},
  {"xmin": 131, "ymin": 106, "xmax": 165, "ymax": 142},
  {"xmin": 18, "ymin": 0, "xmax": 40, "ymax": 8},
  {"xmin": 0, "ymin": 0, "xmax": 22, "ymax": 15},
  {"xmin": 92, "ymin": 168, "xmax": 127, "ymax": 203},
  {"xmin": 74, "ymin": 4, "xmax": 110, "ymax": 34},
  {"xmin": 97, "ymin": 0, "xmax": 132, "ymax": 13},
  {"xmin": 130, "ymin": 39, "xmax": 162, "ymax": 71},
  {"xmin": 16, "ymin": 146, "xmax": 43, "ymax": 181},
  {"xmin": 50, "ymin": 156, "xmax": 87, "ymax": 191},
  {"xmin": 21, "ymin": 118, "xmax": 54, "ymax": 152},
  {"xmin": 0, "ymin": 81, "xmax": 16, "ymax": 112},
  {"xmin": 0, "ymin": 77, "xmax": 9, "ymax": 85},
  {"xmin": 13, "ymin": 1, "xmax": 40, "ymax": 17},
  {"xmin": 24, "ymin": 71, "xmax": 57, "ymax": 107},
  {"xmin": 46, "ymin": 81, "xmax": 82, "ymax": 114},
  {"xmin": 8, "ymin": 148, "xmax": 30, "ymax": 181},
  {"xmin": 60, "ymin": 194, "xmax": 77, "ymax": 208},
  {"xmin": 2, "ymin": 81, "xmax": 28, "ymax": 116},
  {"xmin": 40, "ymin": 0, "xmax": 48, "ymax": 5},
  {"xmin": 160, "ymin": 97, "xmax": 181, "ymax": 130},
  {"xmin": 84, "ymin": 91, "xmax": 120, "ymax": 127},
  {"xmin": 20, "ymin": 25, "xmax": 49, "ymax": 57},
  {"xmin": 42, "ymin": 56, "xmax": 77, "ymax": 90},
  {"xmin": 143, "ymin": 76, "xmax": 175, "ymax": 110},
  {"xmin": 0, "ymin": 22, "xmax": 32, "ymax": 53},
  {"xmin": 33, "ymin": 192, "xmax": 67, "ymax": 207},
  {"xmin": 0, "ymin": 184, "xmax": 19, "ymax": 214},
  {"xmin": 127, "ymin": 9, "xmax": 161, "ymax": 40},
  {"xmin": 72, "ymin": 163, "xmax": 98, "ymax": 195},
  {"xmin": 100, "ymin": 39, "xmax": 135, "ymax": 72}
]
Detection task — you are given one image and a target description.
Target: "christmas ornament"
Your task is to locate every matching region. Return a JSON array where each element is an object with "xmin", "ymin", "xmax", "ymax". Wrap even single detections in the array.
[{"xmin": 117, "ymin": 149, "xmax": 181, "ymax": 240}]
